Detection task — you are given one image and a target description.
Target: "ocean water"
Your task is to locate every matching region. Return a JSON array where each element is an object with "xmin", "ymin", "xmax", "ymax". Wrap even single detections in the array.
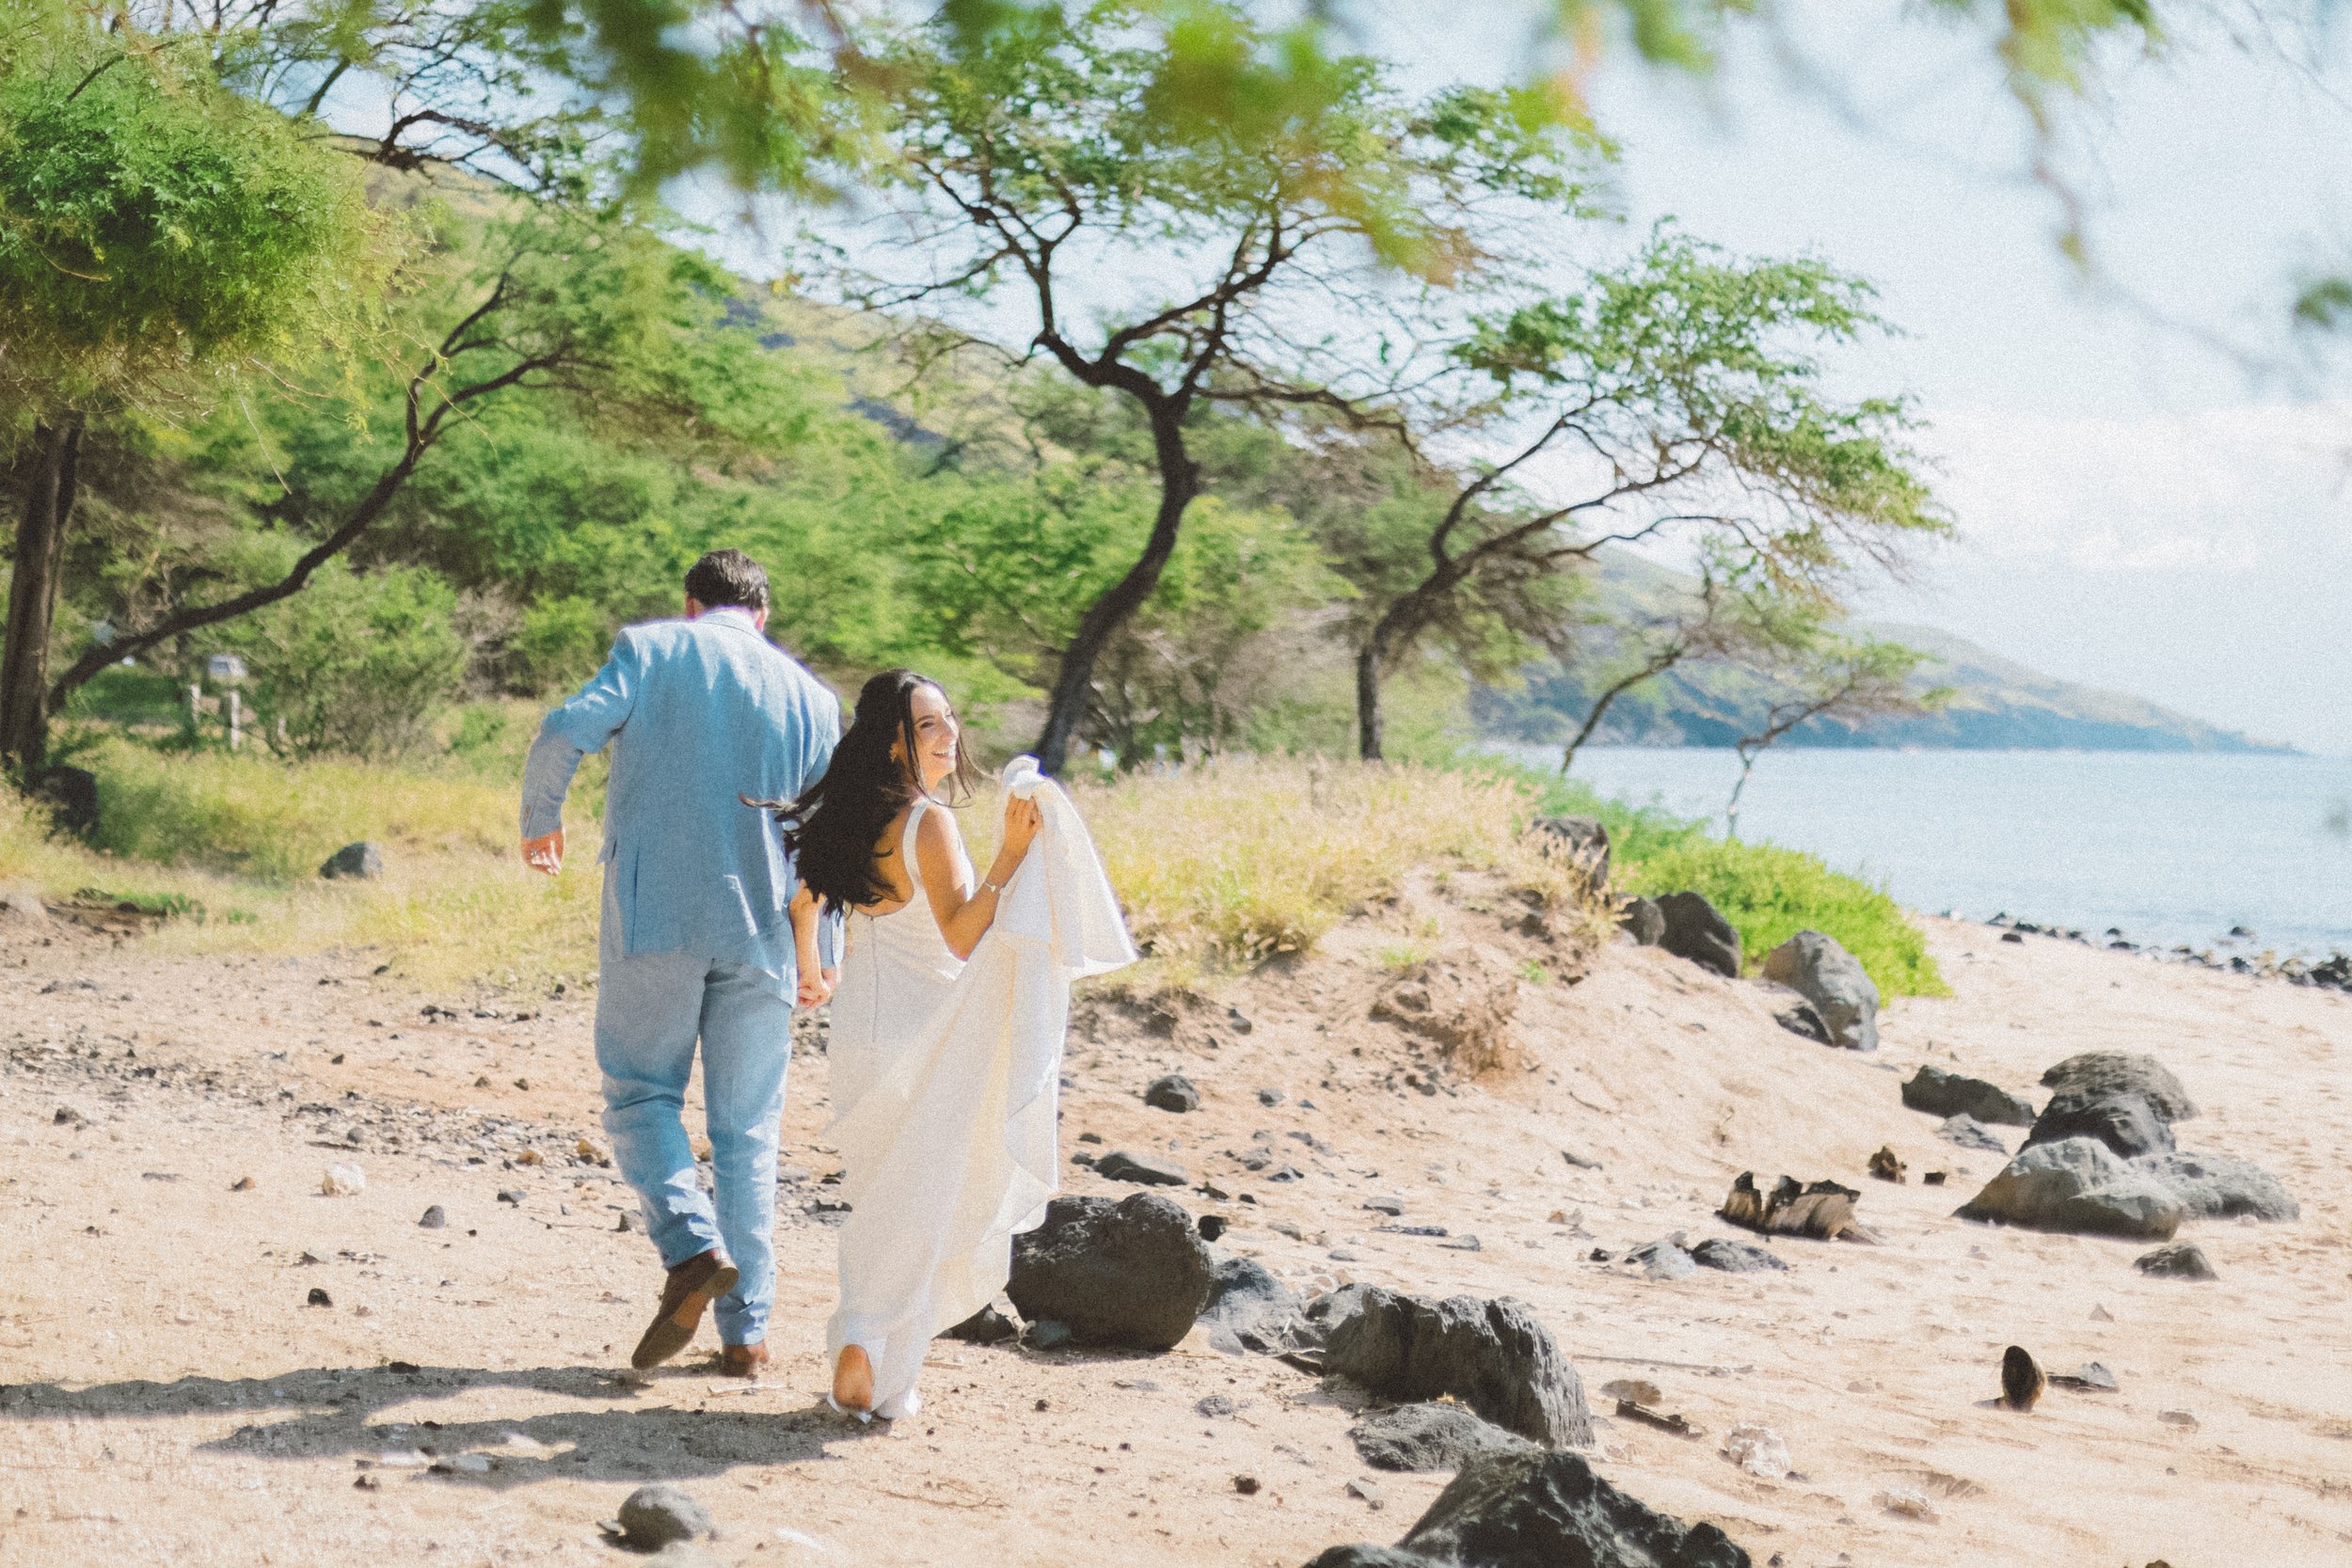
[{"xmin": 1494, "ymin": 745, "xmax": 2352, "ymax": 958}]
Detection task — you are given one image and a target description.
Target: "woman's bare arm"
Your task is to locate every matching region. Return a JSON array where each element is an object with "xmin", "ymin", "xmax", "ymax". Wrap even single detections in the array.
[{"xmin": 915, "ymin": 796, "xmax": 1042, "ymax": 960}]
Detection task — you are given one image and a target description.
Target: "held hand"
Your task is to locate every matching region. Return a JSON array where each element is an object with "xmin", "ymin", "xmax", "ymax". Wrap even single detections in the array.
[
  {"xmin": 521, "ymin": 828, "xmax": 564, "ymax": 877},
  {"xmin": 796, "ymin": 973, "xmax": 828, "ymax": 1007},
  {"xmin": 996, "ymin": 795, "xmax": 1044, "ymax": 868}
]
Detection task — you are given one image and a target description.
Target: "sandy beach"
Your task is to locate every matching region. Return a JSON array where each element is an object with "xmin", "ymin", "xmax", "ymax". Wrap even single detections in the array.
[{"xmin": 3, "ymin": 881, "xmax": 2348, "ymax": 1567}]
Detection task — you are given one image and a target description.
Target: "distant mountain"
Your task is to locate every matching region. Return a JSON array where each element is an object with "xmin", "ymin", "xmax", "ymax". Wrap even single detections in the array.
[{"xmin": 1473, "ymin": 551, "xmax": 2293, "ymax": 754}]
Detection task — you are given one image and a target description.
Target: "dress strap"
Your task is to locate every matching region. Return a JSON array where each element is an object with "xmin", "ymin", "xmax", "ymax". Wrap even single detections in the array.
[{"xmin": 898, "ymin": 796, "xmax": 930, "ymax": 898}]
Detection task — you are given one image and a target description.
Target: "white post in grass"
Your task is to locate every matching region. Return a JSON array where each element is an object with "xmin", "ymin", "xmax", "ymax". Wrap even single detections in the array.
[{"xmin": 227, "ymin": 689, "xmax": 242, "ymax": 752}]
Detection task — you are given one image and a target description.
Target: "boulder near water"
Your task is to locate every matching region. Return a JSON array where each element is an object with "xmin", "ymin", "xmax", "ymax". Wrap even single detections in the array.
[
  {"xmin": 1902, "ymin": 1065, "xmax": 2038, "ymax": 1126},
  {"xmin": 1317, "ymin": 1287, "xmax": 1592, "ymax": 1448},
  {"xmin": 1759, "ymin": 930, "xmax": 1879, "ymax": 1049},
  {"xmin": 1008, "ymin": 1193, "xmax": 1213, "ymax": 1350},
  {"xmin": 2134, "ymin": 1151, "xmax": 2298, "ymax": 1222},
  {"xmin": 1300, "ymin": 1449, "xmax": 1751, "ymax": 1568},
  {"xmin": 1955, "ymin": 1136, "xmax": 2185, "ymax": 1240},
  {"xmin": 1654, "ymin": 892, "xmax": 1740, "ymax": 979},
  {"xmin": 2025, "ymin": 1051, "xmax": 2195, "ymax": 1159}
]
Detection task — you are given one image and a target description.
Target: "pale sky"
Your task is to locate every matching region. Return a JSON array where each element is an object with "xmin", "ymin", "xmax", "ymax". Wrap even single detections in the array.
[{"xmin": 1380, "ymin": 1, "xmax": 2352, "ymax": 753}]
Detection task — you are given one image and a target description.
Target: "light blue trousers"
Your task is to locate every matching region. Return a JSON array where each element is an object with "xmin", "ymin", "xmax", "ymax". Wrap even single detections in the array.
[{"xmin": 596, "ymin": 947, "xmax": 793, "ymax": 1346}]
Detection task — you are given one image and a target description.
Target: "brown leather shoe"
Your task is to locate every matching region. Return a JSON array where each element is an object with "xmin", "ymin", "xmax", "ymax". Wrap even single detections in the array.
[
  {"xmin": 629, "ymin": 1248, "xmax": 739, "ymax": 1370},
  {"xmin": 719, "ymin": 1340, "xmax": 770, "ymax": 1378}
]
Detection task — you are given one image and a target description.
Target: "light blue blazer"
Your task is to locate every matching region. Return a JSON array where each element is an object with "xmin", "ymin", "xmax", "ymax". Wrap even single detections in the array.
[{"xmin": 520, "ymin": 607, "xmax": 841, "ymax": 980}]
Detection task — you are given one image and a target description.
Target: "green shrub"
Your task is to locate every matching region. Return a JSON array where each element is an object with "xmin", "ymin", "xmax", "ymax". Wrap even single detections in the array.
[
  {"xmin": 208, "ymin": 562, "xmax": 469, "ymax": 757},
  {"xmin": 1459, "ymin": 755, "xmax": 1947, "ymax": 997}
]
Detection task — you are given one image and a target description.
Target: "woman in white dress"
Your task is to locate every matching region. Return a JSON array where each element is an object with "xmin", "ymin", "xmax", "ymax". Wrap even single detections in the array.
[{"xmin": 777, "ymin": 669, "xmax": 1041, "ymax": 1418}]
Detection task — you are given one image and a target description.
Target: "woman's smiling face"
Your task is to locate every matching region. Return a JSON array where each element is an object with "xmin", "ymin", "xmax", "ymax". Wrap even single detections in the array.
[{"xmin": 902, "ymin": 683, "xmax": 960, "ymax": 791}]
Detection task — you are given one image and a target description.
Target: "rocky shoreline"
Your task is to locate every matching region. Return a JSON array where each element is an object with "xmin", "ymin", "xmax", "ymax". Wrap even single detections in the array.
[{"xmin": 1979, "ymin": 911, "xmax": 2352, "ymax": 991}]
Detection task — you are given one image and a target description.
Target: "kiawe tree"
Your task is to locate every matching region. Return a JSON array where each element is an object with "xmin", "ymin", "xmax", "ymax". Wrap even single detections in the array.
[
  {"xmin": 811, "ymin": 1, "xmax": 1597, "ymax": 772},
  {"xmin": 1340, "ymin": 229, "xmax": 1947, "ymax": 759},
  {"xmin": 0, "ymin": 16, "xmax": 386, "ymax": 773}
]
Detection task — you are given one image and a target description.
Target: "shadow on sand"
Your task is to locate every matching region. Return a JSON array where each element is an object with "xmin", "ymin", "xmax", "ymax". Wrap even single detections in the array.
[{"xmin": 0, "ymin": 1360, "xmax": 886, "ymax": 1488}]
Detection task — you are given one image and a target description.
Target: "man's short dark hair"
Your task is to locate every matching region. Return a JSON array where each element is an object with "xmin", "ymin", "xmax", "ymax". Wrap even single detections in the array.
[{"xmin": 684, "ymin": 548, "xmax": 770, "ymax": 612}]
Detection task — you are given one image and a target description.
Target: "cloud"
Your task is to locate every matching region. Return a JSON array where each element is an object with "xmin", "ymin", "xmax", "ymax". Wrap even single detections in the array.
[{"xmin": 1924, "ymin": 401, "xmax": 2352, "ymax": 575}]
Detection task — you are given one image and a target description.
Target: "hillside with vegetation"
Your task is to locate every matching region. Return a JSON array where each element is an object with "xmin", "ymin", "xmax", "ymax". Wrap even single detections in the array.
[{"xmin": 1474, "ymin": 551, "xmax": 2293, "ymax": 755}]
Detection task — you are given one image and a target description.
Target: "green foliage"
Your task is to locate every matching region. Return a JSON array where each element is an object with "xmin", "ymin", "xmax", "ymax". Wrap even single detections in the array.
[
  {"xmin": 206, "ymin": 560, "xmax": 469, "ymax": 758},
  {"xmin": 1618, "ymin": 833, "xmax": 1947, "ymax": 997},
  {"xmin": 1482, "ymin": 758, "xmax": 1947, "ymax": 996},
  {"xmin": 0, "ymin": 22, "xmax": 387, "ymax": 416}
]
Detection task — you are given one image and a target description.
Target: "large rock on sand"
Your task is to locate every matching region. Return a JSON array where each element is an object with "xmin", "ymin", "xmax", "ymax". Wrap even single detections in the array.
[
  {"xmin": 2025, "ymin": 1051, "xmax": 2195, "ymax": 1159},
  {"xmin": 1009, "ymin": 1194, "xmax": 1213, "ymax": 1350},
  {"xmin": 1956, "ymin": 1137, "xmax": 2185, "ymax": 1240},
  {"xmin": 1759, "ymin": 930, "xmax": 1878, "ymax": 1049},
  {"xmin": 1198, "ymin": 1255, "xmax": 1311, "ymax": 1353},
  {"xmin": 1319, "ymin": 1287, "xmax": 1591, "ymax": 1448},
  {"xmin": 1349, "ymin": 1403, "xmax": 1538, "ymax": 1473},
  {"xmin": 1901, "ymin": 1065, "xmax": 2037, "ymax": 1126},
  {"xmin": 1655, "ymin": 893, "xmax": 1740, "ymax": 979},
  {"xmin": 1302, "ymin": 1449, "xmax": 1750, "ymax": 1568},
  {"xmin": 2136, "ymin": 1151, "xmax": 2298, "ymax": 1222}
]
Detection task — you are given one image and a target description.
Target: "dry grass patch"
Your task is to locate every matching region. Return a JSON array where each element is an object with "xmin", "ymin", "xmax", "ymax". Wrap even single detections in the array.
[{"xmin": 1067, "ymin": 757, "xmax": 1599, "ymax": 980}]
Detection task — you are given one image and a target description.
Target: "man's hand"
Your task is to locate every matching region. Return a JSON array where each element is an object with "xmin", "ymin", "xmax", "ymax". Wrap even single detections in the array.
[{"xmin": 521, "ymin": 828, "xmax": 564, "ymax": 876}]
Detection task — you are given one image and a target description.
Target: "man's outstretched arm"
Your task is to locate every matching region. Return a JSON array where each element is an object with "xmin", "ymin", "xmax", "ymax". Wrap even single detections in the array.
[{"xmin": 519, "ymin": 632, "xmax": 642, "ymax": 874}]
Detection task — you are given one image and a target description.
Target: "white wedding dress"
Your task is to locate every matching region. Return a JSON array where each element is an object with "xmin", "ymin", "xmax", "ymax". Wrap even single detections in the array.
[{"xmin": 823, "ymin": 761, "xmax": 1134, "ymax": 1420}]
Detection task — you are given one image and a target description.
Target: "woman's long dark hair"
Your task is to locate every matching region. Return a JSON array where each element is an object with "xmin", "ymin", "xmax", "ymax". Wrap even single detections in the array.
[{"xmin": 760, "ymin": 669, "xmax": 979, "ymax": 914}]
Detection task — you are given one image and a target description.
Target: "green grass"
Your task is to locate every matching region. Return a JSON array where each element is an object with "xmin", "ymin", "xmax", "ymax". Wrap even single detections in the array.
[{"xmin": 1453, "ymin": 754, "xmax": 1947, "ymax": 998}]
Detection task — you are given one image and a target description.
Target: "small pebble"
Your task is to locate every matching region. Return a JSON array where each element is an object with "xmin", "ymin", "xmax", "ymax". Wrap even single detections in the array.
[
  {"xmin": 419, "ymin": 1205, "xmax": 446, "ymax": 1229},
  {"xmin": 321, "ymin": 1163, "xmax": 366, "ymax": 1196},
  {"xmin": 307, "ymin": 1287, "xmax": 333, "ymax": 1308},
  {"xmin": 1233, "ymin": 1474, "xmax": 1261, "ymax": 1496}
]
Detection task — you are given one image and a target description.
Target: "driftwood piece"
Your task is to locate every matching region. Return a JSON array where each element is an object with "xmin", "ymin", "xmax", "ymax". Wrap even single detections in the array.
[{"xmin": 1720, "ymin": 1172, "xmax": 1883, "ymax": 1244}]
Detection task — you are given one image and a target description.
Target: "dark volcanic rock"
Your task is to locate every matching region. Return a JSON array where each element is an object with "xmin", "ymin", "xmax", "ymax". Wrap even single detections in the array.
[
  {"xmin": 1199, "ymin": 1255, "xmax": 1311, "ymax": 1353},
  {"xmin": 944, "ymin": 1304, "xmax": 1019, "ymax": 1343},
  {"xmin": 1619, "ymin": 896, "xmax": 1665, "ymax": 946},
  {"xmin": 1318, "ymin": 1287, "xmax": 1592, "ymax": 1448},
  {"xmin": 1769, "ymin": 1001, "xmax": 1825, "ymax": 1048},
  {"xmin": 320, "ymin": 840, "xmax": 385, "ymax": 880},
  {"xmin": 616, "ymin": 1484, "xmax": 713, "ymax": 1549},
  {"xmin": 1529, "ymin": 816, "xmax": 1611, "ymax": 891},
  {"xmin": 2025, "ymin": 1091, "xmax": 2177, "ymax": 1160},
  {"xmin": 2135, "ymin": 1151, "xmax": 2298, "ymax": 1222},
  {"xmin": 2026, "ymin": 1052, "xmax": 2196, "ymax": 1160},
  {"xmin": 2040, "ymin": 1052, "xmax": 2197, "ymax": 1121},
  {"xmin": 1350, "ymin": 1402, "xmax": 1538, "ymax": 1473},
  {"xmin": 1301, "ymin": 1449, "xmax": 1750, "ymax": 1568},
  {"xmin": 1902, "ymin": 1065, "xmax": 2038, "ymax": 1127},
  {"xmin": 1654, "ymin": 892, "xmax": 1740, "ymax": 979},
  {"xmin": 1094, "ymin": 1149, "xmax": 1189, "ymax": 1186},
  {"xmin": 1008, "ymin": 1194, "xmax": 1214, "ymax": 1350},
  {"xmin": 1143, "ymin": 1074, "xmax": 1200, "ymax": 1114},
  {"xmin": 1690, "ymin": 1237, "xmax": 1787, "ymax": 1274},
  {"xmin": 1956, "ymin": 1137, "xmax": 2185, "ymax": 1240},
  {"xmin": 1759, "ymin": 930, "xmax": 1879, "ymax": 1050},
  {"xmin": 2135, "ymin": 1243, "xmax": 2218, "ymax": 1280},
  {"xmin": 1936, "ymin": 1114, "xmax": 2010, "ymax": 1153}
]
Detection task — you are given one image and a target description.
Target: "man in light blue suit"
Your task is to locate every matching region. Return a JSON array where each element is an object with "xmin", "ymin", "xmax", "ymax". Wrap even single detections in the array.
[{"xmin": 519, "ymin": 548, "xmax": 840, "ymax": 1377}]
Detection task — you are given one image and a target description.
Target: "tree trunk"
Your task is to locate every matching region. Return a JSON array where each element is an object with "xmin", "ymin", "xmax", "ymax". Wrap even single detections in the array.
[
  {"xmin": 1, "ymin": 418, "xmax": 86, "ymax": 774},
  {"xmin": 1355, "ymin": 635, "xmax": 1385, "ymax": 762},
  {"xmin": 1032, "ymin": 406, "xmax": 1198, "ymax": 775}
]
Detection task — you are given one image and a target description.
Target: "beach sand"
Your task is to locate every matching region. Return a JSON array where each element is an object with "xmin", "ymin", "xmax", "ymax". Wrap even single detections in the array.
[{"xmin": 2, "ymin": 883, "xmax": 2347, "ymax": 1566}]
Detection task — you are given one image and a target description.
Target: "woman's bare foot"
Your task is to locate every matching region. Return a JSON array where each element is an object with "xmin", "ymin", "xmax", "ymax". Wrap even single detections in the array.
[{"xmin": 834, "ymin": 1345, "xmax": 874, "ymax": 1413}]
